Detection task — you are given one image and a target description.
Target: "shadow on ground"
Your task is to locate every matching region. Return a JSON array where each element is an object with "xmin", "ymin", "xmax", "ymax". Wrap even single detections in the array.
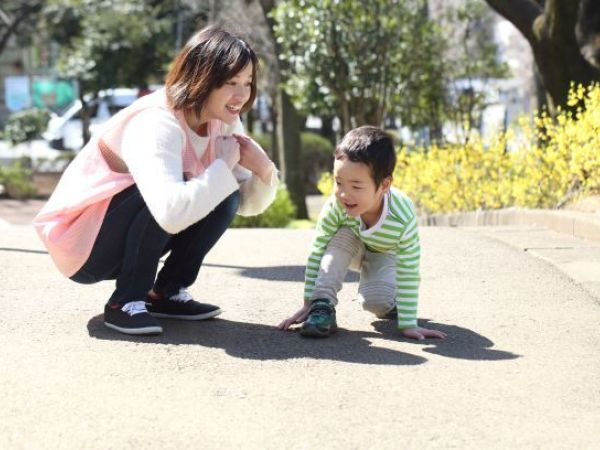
[
  {"xmin": 371, "ymin": 319, "xmax": 520, "ymax": 361},
  {"xmin": 204, "ymin": 263, "xmax": 359, "ymax": 283},
  {"xmin": 87, "ymin": 316, "xmax": 518, "ymax": 365},
  {"xmin": 0, "ymin": 247, "xmax": 47, "ymax": 255},
  {"xmin": 87, "ymin": 315, "xmax": 424, "ymax": 365}
]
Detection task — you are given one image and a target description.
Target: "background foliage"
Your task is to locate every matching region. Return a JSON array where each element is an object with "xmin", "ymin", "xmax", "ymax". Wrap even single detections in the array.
[
  {"xmin": 3, "ymin": 109, "xmax": 51, "ymax": 145},
  {"xmin": 321, "ymin": 84, "xmax": 600, "ymax": 213},
  {"xmin": 231, "ymin": 185, "xmax": 297, "ymax": 227}
]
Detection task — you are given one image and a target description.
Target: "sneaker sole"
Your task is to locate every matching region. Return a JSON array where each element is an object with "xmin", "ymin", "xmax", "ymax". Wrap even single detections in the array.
[
  {"xmin": 148, "ymin": 308, "xmax": 222, "ymax": 321},
  {"xmin": 300, "ymin": 324, "xmax": 338, "ymax": 338},
  {"xmin": 104, "ymin": 322, "xmax": 163, "ymax": 335}
]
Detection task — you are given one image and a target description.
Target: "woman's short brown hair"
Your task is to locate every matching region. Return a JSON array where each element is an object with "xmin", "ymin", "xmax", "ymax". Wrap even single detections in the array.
[{"xmin": 165, "ymin": 26, "xmax": 258, "ymax": 114}]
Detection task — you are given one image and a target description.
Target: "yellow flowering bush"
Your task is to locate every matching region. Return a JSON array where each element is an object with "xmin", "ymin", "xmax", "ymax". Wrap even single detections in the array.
[{"xmin": 319, "ymin": 84, "xmax": 600, "ymax": 214}]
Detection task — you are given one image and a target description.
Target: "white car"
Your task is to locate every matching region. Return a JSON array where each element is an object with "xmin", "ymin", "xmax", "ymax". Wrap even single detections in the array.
[{"xmin": 43, "ymin": 88, "xmax": 140, "ymax": 151}]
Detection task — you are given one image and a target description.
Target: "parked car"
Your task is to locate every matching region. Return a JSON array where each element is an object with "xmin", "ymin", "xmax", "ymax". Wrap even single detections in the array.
[{"xmin": 43, "ymin": 88, "xmax": 141, "ymax": 151}]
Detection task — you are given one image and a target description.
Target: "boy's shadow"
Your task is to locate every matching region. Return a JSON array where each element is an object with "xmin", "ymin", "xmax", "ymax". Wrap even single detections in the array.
[
  {"xmin": 87, "ymin": 316, "xmax": 518, "ymax": 364},
  {"xmin": 371, "ymin": 318, "xmax": 520, "ymax": 361},
  {"xmin": 87, "ymin": 315, "xmax": 424, "ymax": 366}
]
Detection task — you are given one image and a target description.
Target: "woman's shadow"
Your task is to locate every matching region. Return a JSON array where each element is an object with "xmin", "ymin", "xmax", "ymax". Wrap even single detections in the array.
[
  {"xmin": 87, "ymin": 315, "xmax": 518, "ymax": 365},
  {"xmin": 87, "ymin": 315, "xmax": 425, "ymax": 366}
]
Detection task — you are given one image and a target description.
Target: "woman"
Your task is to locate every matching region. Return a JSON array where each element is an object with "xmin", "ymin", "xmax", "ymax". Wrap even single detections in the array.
[{"xmin": 33, "ymin": 26, "xmax": 278, "ymax": 336}]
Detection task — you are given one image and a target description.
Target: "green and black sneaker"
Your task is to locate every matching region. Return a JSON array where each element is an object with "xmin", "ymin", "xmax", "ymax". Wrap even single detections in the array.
[{"xmin": 300, "ymin": 298, "xmax": 337, "ymax": 338}]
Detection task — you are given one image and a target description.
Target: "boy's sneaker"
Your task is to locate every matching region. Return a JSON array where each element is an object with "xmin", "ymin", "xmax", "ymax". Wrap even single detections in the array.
[
  {"xmin": 146, "ymin": 288, "xmax": 221, "ymax": 321},
  {"xmin": 376, "ymin": 306, "xmax": 397, "ymax": 320},
  {"xmin": 104, "ymin": 301, "xmax": 163, "ymax": 335},
  {"xmin": 300, "ymin": 298, "xmax": 337, "ymax": 338}
]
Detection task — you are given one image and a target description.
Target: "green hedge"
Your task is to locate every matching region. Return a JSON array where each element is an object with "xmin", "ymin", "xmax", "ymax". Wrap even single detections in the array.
[{"xmin": 231, "ymin": 185, "xmax": 296, "ymax": 228}]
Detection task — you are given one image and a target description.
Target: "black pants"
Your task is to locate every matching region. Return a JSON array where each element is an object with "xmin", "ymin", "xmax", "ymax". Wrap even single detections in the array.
[{"xmin": 71, "ymin": 185, "xmax": 240, "ymax": 305}]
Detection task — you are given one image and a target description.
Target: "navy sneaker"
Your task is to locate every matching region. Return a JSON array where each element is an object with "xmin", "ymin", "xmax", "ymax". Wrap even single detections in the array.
[
  {"xmin": 104, "ymin": 301, "xmax": 162, "ymax": 335},
  {"xmin": 300, "ymin": 298, "xmax": 337, "ymax": 338},
  {"xmin": 146, "ymin": 288, "xmax": 221, "ymax": 321}
]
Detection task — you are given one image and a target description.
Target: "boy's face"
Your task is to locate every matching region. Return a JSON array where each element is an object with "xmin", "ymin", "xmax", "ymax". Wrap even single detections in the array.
[{"xmin": 333, "ymin": 157, "xmax": 391, "ymax": 224}]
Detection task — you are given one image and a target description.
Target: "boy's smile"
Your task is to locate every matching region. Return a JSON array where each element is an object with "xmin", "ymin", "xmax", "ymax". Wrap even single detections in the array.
[{"xmin": 333, "ymin": 157, "xmax": 390, "ymax": 228}]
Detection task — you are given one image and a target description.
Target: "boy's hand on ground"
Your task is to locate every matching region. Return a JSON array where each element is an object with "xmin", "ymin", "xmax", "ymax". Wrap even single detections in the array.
[
  {"xmin": 401, "ymin": 327, "xmax": 447, "ymax": 340},
  {"xmin": 278, "ymin": 304, "xmax": 311, "ymax": 330}
]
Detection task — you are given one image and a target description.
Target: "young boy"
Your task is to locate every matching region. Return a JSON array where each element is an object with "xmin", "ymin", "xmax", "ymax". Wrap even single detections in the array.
[{"xmin": 278, "ymin": 126, "xmax": 446, "ymax": 340}]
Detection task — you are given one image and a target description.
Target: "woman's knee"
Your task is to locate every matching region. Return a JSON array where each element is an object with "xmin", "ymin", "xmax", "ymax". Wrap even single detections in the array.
[
  {"xmin": 216, "ymin": 190, "xmax": 240, "ymax": 223},
  {"xmin": 70, "ymin": 267, "xmax": 100, "ymax": 284}
]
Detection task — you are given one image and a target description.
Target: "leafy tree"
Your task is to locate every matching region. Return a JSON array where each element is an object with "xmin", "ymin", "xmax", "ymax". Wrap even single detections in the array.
[
  {"xmin": 0, "ymin": 1, "xmax": 44, "ymax": 56},
  {"xmin": 272, "ymin": 0, "xmax": 443, "ymax": 135},
  {"xmin": 254, "ymin": 0, "xmax": 308, "ymax": 219},
  {"xmin": 42, "ymin": 0, "xmax": 188, "ymax": 143},
  {"xmin": 440, "ymin": 0, "xmax": 509, "ymax": 141},
  {"xmin": 483, "ymin": 0, "xmax": 600, "ymax": 113},
  {"xmin": 393, "ymin": 3, "xmax": 448, "ymax": 142}
]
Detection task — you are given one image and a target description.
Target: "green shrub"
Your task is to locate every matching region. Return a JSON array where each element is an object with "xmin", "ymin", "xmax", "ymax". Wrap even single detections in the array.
[
  {"xmin": 231, "ymin": 185, "xmax": 297, "ymax": 228},
  {"xmin": 394, "ymin": 84, "xmax": 600, "ymax": 213},
  {"xmin": 4, "ymin": 108, "xmax": 51, "ymax": 145},
  {"xmin": 0, "ymin": 159, "xmax": 37, "ymax": 199},
  {"xmin": 317, "ymin": 171, "xmax": 334, "ymax": 196}
]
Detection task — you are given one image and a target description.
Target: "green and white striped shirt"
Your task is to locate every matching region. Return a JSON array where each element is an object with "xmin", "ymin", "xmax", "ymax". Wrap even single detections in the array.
[{"xmin": 304, "ymin": 188, "xmax": 421, "ymax": 329}]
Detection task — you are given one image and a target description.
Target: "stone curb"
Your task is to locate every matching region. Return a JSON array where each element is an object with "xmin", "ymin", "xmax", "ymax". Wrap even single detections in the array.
[{"xmin": 419, "ymin": 208, "xmax": 600, "ymax": 244}]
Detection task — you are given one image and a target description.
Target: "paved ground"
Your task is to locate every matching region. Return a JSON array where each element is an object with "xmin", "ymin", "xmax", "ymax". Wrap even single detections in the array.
[{"xmin": 1, "ymin": 206, "xmax": 599, "ymax": 448}]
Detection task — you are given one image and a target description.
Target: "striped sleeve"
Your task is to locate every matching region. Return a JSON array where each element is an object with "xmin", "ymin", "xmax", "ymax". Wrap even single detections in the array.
[
  {"xmin": 303, "ymin": 197, "xmax": 343, "ymax": 302},
  {"xmin": 390, "ymin": 194, "xmax": 421, "ymax": 330}
]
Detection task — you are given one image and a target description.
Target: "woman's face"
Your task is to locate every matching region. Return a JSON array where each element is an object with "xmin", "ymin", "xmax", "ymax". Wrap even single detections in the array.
[{"xmin": 201, "ymin": 63, "xmax": 253, "ymax": 125}]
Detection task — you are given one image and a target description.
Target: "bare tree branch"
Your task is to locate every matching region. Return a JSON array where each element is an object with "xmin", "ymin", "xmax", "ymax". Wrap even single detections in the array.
[
  {"xmin": 0, "ymin": 1, "xmax": 43, "ymax": 56},
  {"xmin": 0, "ymin": 8, "xmax": 12, "ymax": 27},
  {"xmin": 483, "ymin": 0, "xmax": 542, "ymax": 43}
]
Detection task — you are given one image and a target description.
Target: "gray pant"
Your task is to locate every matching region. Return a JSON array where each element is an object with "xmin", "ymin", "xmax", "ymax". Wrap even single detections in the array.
[{"xmin": 310, "ymin": 227, "xmax": 396, "ymax": 316}]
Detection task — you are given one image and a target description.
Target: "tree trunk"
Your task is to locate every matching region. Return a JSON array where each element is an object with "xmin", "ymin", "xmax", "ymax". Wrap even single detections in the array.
[
  {"xmin": 269, "ymin": 103, "xmax": 279, "ymax": 168},
  {"xmin": 484, "ymin": 0, "xmax": 600, "ymax": 113},
  {"xmin": 245, "ymin": 108, "xmax": 255, "ymax": 135},
  {"xmin": 256, "ymin": 0, "xmax": 307, "ymax": 219},
  {"xmin": 79, "ymin": 91, "xmax": 92, "ymax": 147},
  {"xmin": 277, "ymin": 89, "xmax": 308, "ymax": 218}
]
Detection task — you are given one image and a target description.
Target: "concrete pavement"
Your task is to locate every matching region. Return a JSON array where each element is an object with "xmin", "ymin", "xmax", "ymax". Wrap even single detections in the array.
[{"xmin": 0, "ymin": 204, "xmax": 599, "ymax": 449}]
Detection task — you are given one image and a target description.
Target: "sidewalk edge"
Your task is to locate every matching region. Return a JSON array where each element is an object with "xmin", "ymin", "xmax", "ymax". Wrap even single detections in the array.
[{"xmin": 419, "ymin": 208, "xmax": 600, "ymax": 243}]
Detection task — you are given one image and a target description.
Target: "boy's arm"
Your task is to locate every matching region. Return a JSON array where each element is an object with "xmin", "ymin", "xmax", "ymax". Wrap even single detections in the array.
[
  {"xmin": 303, "ymin": 197, "xmax": 344, "ymax": 304},
  {"xmin": 394, "ymin": 215, "xmax": 421, "ymax": 330},
  {"xmin": 393, "ymin": 202, "xmax": 446, "ymax": 340},
  {"xmin": 279, "ymin": 197, "xmax": 343, "ymax": 330}
]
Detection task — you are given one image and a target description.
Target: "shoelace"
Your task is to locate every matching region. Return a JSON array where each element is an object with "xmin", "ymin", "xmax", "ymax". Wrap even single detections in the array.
[
  {"xmin": 169, "ymin": 288, "xmax": 193, "ymax": 303},
  {"xmin": 122, "ymin": 301, "xmax": 148, "ymax": 316}
]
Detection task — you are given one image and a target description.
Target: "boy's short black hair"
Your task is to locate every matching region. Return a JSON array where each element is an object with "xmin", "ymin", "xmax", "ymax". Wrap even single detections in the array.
[{"xmin": 334, "ymin": 126, "xmax": 396, "ymax": 186}]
